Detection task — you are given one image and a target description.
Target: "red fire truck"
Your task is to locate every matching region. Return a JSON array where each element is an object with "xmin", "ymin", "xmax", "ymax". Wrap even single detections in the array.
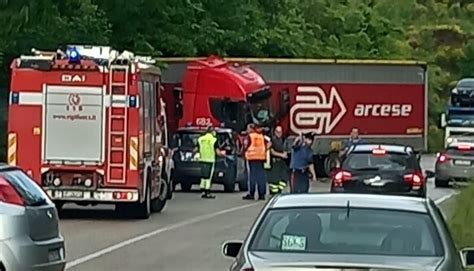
[
  {"xmin": 7, "ymin": 45, "xmax": 173, "ymax": 219},
  {"xmin": 160, "ymin": 57, "xmax": 428, "ymax": 176}
]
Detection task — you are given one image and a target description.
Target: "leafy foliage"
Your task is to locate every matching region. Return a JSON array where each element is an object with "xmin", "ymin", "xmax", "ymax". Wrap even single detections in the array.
[{"xmin": 0, "ymin": 0, "xmax": 473, "ymax": 156}]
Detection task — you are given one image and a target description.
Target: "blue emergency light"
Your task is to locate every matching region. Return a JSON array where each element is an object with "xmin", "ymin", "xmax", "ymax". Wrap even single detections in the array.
[
  {"xmin": 128, "ymin": 96, "xmax": 137, "ymax": 107},
  {"xmin": 67, "ymin": 47, "xmax": 81, "ymax": 63},
  {"xmin": 10, "ymin": 92, "xmax": 19, "ymax": 104}
]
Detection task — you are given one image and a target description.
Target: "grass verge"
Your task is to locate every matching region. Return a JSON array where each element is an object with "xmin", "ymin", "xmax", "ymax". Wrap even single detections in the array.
[
  {"xmin": 444, "ymin": 184, "xmax": 474, "ymax": 270},
  {"xmin": 448, "ymin": 184, "xmax": 474, "ymax": 247}
]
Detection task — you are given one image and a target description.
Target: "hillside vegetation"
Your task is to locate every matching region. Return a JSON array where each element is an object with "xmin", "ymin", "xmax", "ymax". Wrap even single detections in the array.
[{"xmin": 0, "ymin": 0, "xmax": 473, "ymax": 159}]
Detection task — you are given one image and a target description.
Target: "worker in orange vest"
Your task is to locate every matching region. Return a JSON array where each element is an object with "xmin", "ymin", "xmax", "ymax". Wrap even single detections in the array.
[{"xmin": 242, "ymin": 124, "xmax": 271, "ymax": 201}]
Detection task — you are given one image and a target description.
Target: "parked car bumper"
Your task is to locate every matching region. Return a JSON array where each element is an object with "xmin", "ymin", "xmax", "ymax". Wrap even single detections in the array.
[
  {"xmin": 1, "ymin": 234, "xmax": 66, "ymax": 271},
  {"xmin": 436, "ymin": 163, "xmax": 474, "ymax": 180}
]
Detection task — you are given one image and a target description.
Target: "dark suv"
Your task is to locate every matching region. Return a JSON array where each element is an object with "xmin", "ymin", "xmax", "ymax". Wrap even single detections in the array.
[
  {"xmin": 171, "ymin": 127, "xmax": 247, "ymax": 192},
  {"xmin": 451, "ymin": 78, "xmax": 474, "ymax": 107},
  {"xmin": 330, "ymin": 144, "xmax": 427, "ymax": 197}
]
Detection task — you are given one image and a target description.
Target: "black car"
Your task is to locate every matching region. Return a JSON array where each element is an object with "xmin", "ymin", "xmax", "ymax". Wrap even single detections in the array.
[
  {"xmin": 451, "ymin": 78, "xmax": 474, "ymax": 107},
  {"xmin": 223, "ymin": 193, "xmax": 474, "ymax": 271},
  {"xmin": 171, "ymin": 127, "xmax": 247, "ymax": 192},
  {"xmin": 330, "ymin": 144, "xmax": 427, "ymax": 197}
]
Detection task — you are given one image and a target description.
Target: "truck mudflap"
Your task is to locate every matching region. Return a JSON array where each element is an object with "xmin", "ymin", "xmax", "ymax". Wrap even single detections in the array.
[{"xmin": 44, "ymin": 188, "xmax": 139, "ymax": 202}]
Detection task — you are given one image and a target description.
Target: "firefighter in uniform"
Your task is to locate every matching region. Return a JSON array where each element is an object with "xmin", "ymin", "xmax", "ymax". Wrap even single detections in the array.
[
  {"xmin": 243, "ymin": 124, "xmax": 270, "ymax": 200},
  {"xmin": 268, "ymin": 126, "xmax": 289, "ymax": 195},
  {"xmin": 196, "ymin": 126, "xmax": 224, "ymax": 199}
]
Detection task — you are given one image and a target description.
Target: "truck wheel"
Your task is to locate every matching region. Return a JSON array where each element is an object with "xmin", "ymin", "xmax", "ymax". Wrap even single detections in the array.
[
  {"xmin": 324, "ymin": 152, "xmax": 340, "ymax": 176},
  {"xmin": 180, "ymin": 181, "xmax": 192, "ymax": 192},
  {"xmin": 435, "ymin": 178, "xmax": 450, "ymax": 188},
  {"xmin": 162, "ymin": 170, "xmax": 173, "ymax": 200},
  {"xmin": 133, "ymin": 176, "xmax": 151, "ymax": 219},
  {"xmin": 151, "ymin": 177, "xmax": 168, "ymax": 213}
]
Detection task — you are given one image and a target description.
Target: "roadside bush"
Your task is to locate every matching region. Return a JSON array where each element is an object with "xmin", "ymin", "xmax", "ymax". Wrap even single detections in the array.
[{"xmin": 448, "ymin": 184, "xmax": 474, "ymax": 252}]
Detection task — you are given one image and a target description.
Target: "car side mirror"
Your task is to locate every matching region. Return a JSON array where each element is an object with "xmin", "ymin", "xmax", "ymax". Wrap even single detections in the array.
[
  {"xmin": 222, "ymin": 241, "xmax": 243, "ymax": 258},
  {"xmin": 460, "ymin": 247, "xmax": 474, "ymax": 268},
  {"xmin": 425, "ymin": 170, "xmax": 435, "ymax": 179}
]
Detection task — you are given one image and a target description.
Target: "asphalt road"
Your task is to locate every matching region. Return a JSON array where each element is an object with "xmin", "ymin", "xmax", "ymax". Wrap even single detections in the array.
[{"xmin": 60, "ymin": 155, "xmax": 456, "ymax": 271}]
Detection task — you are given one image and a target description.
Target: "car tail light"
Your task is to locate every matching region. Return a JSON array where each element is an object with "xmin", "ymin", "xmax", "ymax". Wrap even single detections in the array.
[
  {"xmin": 436, "ymin": 152, "xmax": 448, "ymax": 163},
  {"xmin": 0, "ymin": 177, "xmax": 24, "ymax": 206},
  {"xmin": 404, "ymin": 172, "xmax": 424, "ymax": 187},
  {"xmin": 332, "ymin": 170, "xmax": 352, "ymax": 187}
]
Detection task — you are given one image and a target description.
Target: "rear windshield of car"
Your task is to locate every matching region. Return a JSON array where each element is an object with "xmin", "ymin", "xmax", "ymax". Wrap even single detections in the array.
[
  {"xmin": 249, "ymin": 207, "xmax": 444, "ymax": 257},
  {"xmin": 0, "ymin": 169, "xmax": 50, "ymax": 206},
  {"xmin": 342, "ymin": 151, "xmax": 415, "ymax": 171},
  {"xmin": 176, "ymin": 132, "xmax": 234, "ymax": 150}
]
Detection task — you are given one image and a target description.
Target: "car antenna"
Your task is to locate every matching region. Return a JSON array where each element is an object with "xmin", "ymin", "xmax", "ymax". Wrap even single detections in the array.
[{"xmin": 346, "ymin": 200, "xmax": 351, "ymax": 218}]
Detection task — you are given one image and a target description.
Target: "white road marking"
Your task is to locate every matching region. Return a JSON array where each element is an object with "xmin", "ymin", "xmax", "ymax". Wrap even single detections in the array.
[
  {"xmin": 65, "ymin": 202, "xmax": 261, "ymax": 269},
  {"xmin": 434, "ymin": 191, "xmax": 459, "ymax": 205}
]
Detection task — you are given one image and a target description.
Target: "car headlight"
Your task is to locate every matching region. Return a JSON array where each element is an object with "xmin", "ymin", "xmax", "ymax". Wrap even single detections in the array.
[
  {"xmin": 452, "ymin": 88, "xmax": 458, "ymax": 94},
  {"xmin": 446, "ymin": 137, "xmax": 454, "ymax": 144}
]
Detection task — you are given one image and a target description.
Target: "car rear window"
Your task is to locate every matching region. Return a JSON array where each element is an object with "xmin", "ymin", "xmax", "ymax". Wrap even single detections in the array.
[
  {"xmin": 343, "ymin": 152, "xmax": 414, "ymax": 171},
  {"xmin": 249, "ymin": 207, "xmax": 443, "ymax": 257},
  {"xmin": 0, "ymin": 169, "xmax": 50, "ymax": 206}
]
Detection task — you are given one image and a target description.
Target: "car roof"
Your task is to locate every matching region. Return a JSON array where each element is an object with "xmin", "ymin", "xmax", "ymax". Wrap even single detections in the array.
[
  {"xmin": 349, "ymin": 143, "xmax": 414, "ymax": 154},
  {"xmin": 269, "ymin": 193, "xmax": 429, "ymax": 213},
  {"xmin": 176, "ymin": 127, "xmax": 233, "ymax": 134}
]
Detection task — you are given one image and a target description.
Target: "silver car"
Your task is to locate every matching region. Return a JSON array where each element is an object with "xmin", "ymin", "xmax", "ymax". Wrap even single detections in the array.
[
  {"xmin": 223, "ymin": 193, "xmax": 474, "ymax": 270},
  {"xmin": 0, "ymin": 164, "xmax": 66, "ymax": 271},
  {"xmin": 433, "ymin": 141, "xmax": 474, "ymax": 187}
]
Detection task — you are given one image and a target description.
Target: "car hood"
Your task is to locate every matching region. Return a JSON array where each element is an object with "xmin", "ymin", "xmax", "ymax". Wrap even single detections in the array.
[{"xmin": 248, "ymin": 251, "xmax": 443, "ymax": 270}]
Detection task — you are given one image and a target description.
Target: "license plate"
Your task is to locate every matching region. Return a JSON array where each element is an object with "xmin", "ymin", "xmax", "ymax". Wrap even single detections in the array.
[
  {"xmin": 454, "ymin": 160, "xmax": 471, "ymax": 166},
  {"xmin": 63, "ymin": 190, "xmax": 84, "ymax": 198},
  {"xmin": 369, "ymin": 181, "xmax": 385, "ymax": 187},
  {"xmin": 48, "ymin": 249, "xmax": 60, "ymax": 262}
]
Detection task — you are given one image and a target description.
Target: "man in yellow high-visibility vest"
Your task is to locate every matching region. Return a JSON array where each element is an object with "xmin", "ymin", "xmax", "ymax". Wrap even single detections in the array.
[{"xmin": 195, "ymin": 126, "xmax": 225, "ymax": 199}]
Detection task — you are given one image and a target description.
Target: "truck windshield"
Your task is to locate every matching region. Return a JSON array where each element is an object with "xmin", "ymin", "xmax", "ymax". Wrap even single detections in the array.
[{"xmin": 248, "ymin": 87, "xmax": 272, "ymax": 125}]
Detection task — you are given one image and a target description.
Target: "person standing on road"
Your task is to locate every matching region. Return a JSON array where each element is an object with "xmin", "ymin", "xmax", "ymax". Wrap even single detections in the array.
[
  {"xmin": 340, "ymin": 127, "xmax": 367, "ymax": 159},
  {"xmin": 242, "ymin": 124, "xmax": 270, "ymax": 201},
  {"xmin": 268, "ymin": 126, "xmax": 289, "ymax": 195},
  {"xmin": 289, "ymin": 132, "xmax": 317, "ymax": 193},
  {"xmin": 195, "ymin": 126, "xmax": 224, "ymax": 199}
]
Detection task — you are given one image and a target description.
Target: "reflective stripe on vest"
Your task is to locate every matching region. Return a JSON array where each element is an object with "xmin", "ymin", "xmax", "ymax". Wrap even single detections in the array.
[
  {"xmin": 264, "ymin": 150, "xmax": 271, "ymax": 169},
  {"xmin": 245, "ymin": 132, "xmax": 266, "ymax": 161},
  {"xmin": 198, "ymin": 133, "xmax": 217, "ymax": 163}
]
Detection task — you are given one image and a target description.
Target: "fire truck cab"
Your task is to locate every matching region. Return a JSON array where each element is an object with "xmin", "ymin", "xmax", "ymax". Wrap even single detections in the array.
[{"xmin": 7, "ymin": 45, "xmax": 173, "ymax": 219}]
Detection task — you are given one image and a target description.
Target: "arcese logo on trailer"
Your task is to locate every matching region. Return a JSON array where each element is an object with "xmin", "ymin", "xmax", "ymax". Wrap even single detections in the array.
[
  {"xmin": 290, "ymin": 86, "xmax": 346, "ymax": 135},
  {"xmin": 289, "ymin": 86, "xmax": 414, "ymax": 135}
]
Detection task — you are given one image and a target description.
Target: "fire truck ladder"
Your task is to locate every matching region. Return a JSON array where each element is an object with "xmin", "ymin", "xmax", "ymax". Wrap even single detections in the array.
[{"xmin": 107, "ymin": 64, "xmax": 130, "ymax": 183}]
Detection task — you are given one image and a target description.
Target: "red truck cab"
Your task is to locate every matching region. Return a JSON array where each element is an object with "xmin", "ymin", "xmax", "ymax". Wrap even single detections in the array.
[{"xmin": 162, "ymin": 56, "xmax": 289, "ymax": 134}]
